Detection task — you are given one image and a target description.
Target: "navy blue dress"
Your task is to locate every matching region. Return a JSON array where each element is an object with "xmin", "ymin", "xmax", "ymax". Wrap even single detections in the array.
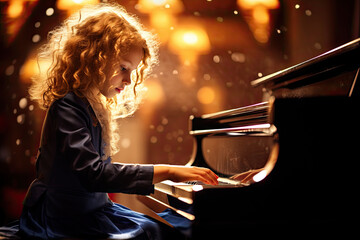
[{"xmin": 17, "ymin": 92, "xmax": 166, "ymax": 239}]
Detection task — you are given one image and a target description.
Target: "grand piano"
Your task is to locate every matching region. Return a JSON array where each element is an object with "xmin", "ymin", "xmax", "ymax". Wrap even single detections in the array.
[{"xmin": 139, "ymin": 38, "xmax": 360, "ymax": 237}]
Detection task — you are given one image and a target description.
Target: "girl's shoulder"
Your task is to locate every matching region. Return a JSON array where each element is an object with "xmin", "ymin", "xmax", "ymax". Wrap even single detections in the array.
[
  {"xmin": 50, "ymin": 92, "xmax": 92, "ymax": 122},
  {"xmin": 52, "ymin": 92, "xmax": 88, "ymax": 110}
]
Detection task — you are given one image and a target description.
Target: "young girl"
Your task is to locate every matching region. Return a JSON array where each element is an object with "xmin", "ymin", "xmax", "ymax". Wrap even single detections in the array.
[{"xmin": 14, "ymin": 3, "xmax": 218, "ymax": 239}]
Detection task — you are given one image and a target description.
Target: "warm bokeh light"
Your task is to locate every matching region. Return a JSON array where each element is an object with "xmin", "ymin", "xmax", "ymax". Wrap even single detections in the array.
[
  {"xmin": 148, "ymin": 10, "xmax": 176, "ymax": 42},
  {"xmin": 5, "ymin": 0, "xmax": 38, "ymax": 44},
  {"xmin": 20, "ymin": 55, "xmax": 51, "ymax": 84},
  {"xmin": 137, "ymin": 0, "xmax": 183, "ymax": 43},
  {"xmin": 150, "ymin": 10, "xmax": 175, "ymax": 29},
  {"xmin": 152, "ymin": 0, "xmax": 166, "ymax": 6},
  {"xmin": 237, "ymin": 0, "xmax": 279, "ymax": 9},
  {"xmin": 182, "ymin": 32, "xmax": 198, "ymax": 45},
  {"xmin": 56, "ymin": 0, "xmax": 100, "ymax": 14},
  {"xmin": 168, "ymin": 26, "xmax": 210, "ymax": 54},
  {"xmin": 168, "ymin": 24, "xmax": 211, "ymax": 87},
  {"xmin": 144, "ymin": 79, "xmax": 166, "ymax": 105},
  {"xmin": 139, "ymin": 79, "xmax": 166, "ymax": 125},
  {"xmin": 137, "ymin": 0, "xmax": 184, "ymax": 14},
  {"xmin": 197, "ymin": 86, "xmax": 215, "ymax": 105},
  {"xmin": 7, "ymin": 0, "xmax": 24, "ymax": 18},
  {"xmin": 253, "ymin": 5, "xmax": 269, "ymax": 24},
  {"xmin": 237, "ymin": 0, "xmax": 279, "ymax": 43}
]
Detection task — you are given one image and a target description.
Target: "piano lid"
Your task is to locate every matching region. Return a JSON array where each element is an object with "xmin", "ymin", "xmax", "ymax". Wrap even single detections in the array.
[{"xmin": 251, "ymin": 38, "xmax": 360, "ymax": 98}]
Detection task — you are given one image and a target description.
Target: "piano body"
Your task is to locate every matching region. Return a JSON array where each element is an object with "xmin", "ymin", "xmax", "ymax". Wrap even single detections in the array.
[{"xmin": 139, "ymin": 38, "xmax": 360, "ymax": 236}]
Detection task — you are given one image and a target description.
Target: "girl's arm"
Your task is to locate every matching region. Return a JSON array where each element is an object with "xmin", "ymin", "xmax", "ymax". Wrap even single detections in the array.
[
  {"xmin": 54, "ymin": 94, "xmax": 154, "ymax": 194},
  {"xmin": 153, "ymin": 165, "xmax": 218, "ymax": 185}
]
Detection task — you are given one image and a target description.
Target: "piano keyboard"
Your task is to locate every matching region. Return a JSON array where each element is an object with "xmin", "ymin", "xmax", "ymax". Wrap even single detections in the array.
[
  {"xmin": 185, "ymin": 177, "xmax": 246, "ymax": 186},
  {"xmin": 154, "ymin": 177, "xmax": 247, "ymax": 205}
]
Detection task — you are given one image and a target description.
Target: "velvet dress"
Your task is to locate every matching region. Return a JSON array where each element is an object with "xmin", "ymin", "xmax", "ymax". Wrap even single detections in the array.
[{"xmin": 17, "ymin": 92, "xmax": 174, "ymax": 239}]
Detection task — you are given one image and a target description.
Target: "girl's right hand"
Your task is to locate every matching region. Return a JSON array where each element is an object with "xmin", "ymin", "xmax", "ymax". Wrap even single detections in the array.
[{"xmin": 153, "ymin": 165, "xmax": 218, "ymax": 185}]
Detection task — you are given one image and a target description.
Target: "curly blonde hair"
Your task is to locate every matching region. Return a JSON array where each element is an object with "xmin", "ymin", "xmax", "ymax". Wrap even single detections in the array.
[{"xmin": 30, "ymin": 3, "xmax": 159, "ymax": 159}]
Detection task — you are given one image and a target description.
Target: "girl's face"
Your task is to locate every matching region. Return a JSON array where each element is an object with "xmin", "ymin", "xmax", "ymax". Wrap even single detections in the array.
[{"xmin": 100, "ymin": 45, "xmax": 144, "ymax": 98}]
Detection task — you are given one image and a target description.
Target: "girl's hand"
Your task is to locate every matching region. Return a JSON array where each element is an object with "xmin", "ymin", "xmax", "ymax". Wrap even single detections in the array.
[
  {"xmin": 229, "ymin": 168, "xmax": 265, "ymax": 184},
  {"xmin": 153, "ymin": 165, "xmax": 218, "ymax": 185}
]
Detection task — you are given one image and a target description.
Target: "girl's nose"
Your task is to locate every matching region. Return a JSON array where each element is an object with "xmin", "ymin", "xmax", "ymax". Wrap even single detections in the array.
[{"xmin": 123, "ymin": 73, "xmax": 131, "ymax": 86}]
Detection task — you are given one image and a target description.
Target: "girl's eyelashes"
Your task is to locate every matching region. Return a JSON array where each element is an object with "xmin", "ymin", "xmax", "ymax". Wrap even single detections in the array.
[{"xmin": 112, "ymin": 66, "xmax": 127, "ymax": 76}]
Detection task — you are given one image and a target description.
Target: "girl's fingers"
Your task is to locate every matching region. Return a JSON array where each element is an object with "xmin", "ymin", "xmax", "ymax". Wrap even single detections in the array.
[
  {"xmin": 196, "ymin": 167, "xmax": 218, "ymax": 185},
  {"xmin": 168, "ymin": 166, "xmax": 218, "ymax": 185}
]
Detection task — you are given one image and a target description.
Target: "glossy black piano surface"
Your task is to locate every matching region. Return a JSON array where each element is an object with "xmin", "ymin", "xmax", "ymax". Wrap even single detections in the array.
[{"xmin": 139, "ymin": 39, "xmax": 360, "ymax": 237}]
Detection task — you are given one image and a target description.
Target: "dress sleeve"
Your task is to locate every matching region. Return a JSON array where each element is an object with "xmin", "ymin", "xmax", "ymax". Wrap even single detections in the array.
[{"xmin": 53, "ymin": 96, "xmax": 154, "ymax": 195}]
